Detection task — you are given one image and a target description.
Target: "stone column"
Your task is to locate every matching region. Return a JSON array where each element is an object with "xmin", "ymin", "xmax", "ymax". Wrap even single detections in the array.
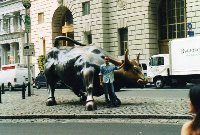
[
  {"xmin": 10, "ymin": 43, "xmax": 14, "ymax": 64},
  {"xmin": 0, "ymin": 45, "xmax": 3, "ymax": 66},
  {"xmin": 20, "ymin": 10, "xmax": 25, "ymax": 31},
  {"xmin": 10, "ymin": 17, "xmax": 14, "ymax": 33},
  {"xmin": 0, "ymin": 15, "xmax": 3, "ymax": 32},
  {"xmin": 19, "ymin": 40, "xmax": 26, "ymax": 65},
  {"xmin": 14, "ymin": 43, "xmax": 19, "ymax": 63},
  {"xmin": 0, "ymin": 21, "xmax": 3, "ymax": 32},
  {"xmin": 18, "ymin": 15, "xmax": 21, "ymax": 32},
  {"xmin": 0, "ymin": 45, "xmax": 8, "ymax": 65},
  {"xmin": 10, "ymin": 43, "xmax": 19, "ymax": 63}
]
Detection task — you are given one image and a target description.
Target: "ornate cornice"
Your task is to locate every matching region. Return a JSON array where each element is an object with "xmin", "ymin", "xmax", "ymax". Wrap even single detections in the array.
[{"xmin": 0, "ymin": 32, "xmax": 24, "ymax": 41}]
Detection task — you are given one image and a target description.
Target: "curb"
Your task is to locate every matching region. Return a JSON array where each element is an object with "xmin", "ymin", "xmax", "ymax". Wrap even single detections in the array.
[{"xmin": 0, "ymin": 114, "xmax": 192, "ymax": 119}]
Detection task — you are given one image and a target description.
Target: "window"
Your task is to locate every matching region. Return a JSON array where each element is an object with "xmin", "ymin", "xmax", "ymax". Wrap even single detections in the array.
[
  {"xmin": 119, "ymin": 28, "xmax": 128, "ymax": 55},
  {"xmin": 3, "ymin": 18, "xmax": 10, "ymax": 33},
  {"xmin": 82, "ymin": 2, "xmax": 90, "ymax": 16},
  {"xmin": 38, "ymin": 12, "xmax": 44, "ymax": 24},
  {"xmin": 140, "ymin": 63, "xmax": 147, "ymax": 70},
  {"xmin": 150, "ymin": 57, "xmax": 164, "ymax": 66},
  {"xmin": 87, "ymin": 33, "xmax": 92, "ymax": 44},
  {"xmin": 159, "ymin": 0, "xmax": 186, "ymax": 40},
  {"xmin": 84, "ymin": 31, "xmax": 92, "ymax": 44}
]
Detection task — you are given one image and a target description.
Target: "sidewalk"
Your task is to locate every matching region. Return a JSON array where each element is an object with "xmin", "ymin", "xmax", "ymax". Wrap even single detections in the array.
[{"xmin": 0, "ymin": 89, "xmax": 191, "ymax": 119}]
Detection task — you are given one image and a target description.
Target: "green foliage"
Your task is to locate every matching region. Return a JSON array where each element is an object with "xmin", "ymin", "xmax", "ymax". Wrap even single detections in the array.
[{"xmin": 37, "ymin": 55, "xmax": 45, "ymax": 71}]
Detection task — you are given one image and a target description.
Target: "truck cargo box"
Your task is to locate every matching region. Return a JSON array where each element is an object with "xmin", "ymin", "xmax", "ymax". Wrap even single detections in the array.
[{"xmin": 169, "ymin": 37, "xmax": 200, "ymax": 75}]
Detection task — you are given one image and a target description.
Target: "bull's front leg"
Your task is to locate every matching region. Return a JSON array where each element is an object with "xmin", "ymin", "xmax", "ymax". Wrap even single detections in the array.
[
  {"xmin": 82, "ymin": 67, "xmax": 97, "ymax": 111},
  {"xmin": 46, "ymin": 84, "xmax": 57, "ymax": 106}
]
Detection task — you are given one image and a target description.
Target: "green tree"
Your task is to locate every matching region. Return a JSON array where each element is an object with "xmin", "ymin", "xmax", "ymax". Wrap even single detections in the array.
[{"xmin": 37, "ymin": 55, "xmax": 45, "ymax": 71}]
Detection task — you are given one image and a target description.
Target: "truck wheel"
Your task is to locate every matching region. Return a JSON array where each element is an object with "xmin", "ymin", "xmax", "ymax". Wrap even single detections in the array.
[
  {"xmin": 178, "ymin": 81, "xmax": 187, "ymax": 87},
  {"xmin": 155, "ymin": 78, "xmax": 164, "ymax": 89},
  {"xmin": 36, "ymin": 83, "xmax": 41, "ymax": 89}
]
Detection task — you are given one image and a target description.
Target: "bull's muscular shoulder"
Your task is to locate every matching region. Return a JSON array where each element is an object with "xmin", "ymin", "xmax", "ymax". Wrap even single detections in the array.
[
  {"xmin": 73, "ymin": 46, "xmax": 105, "ymax": 68},
  {"xmin": 46, "ymin": 47, "xmax": 59, "ymax": 59},
  {"xmin": 46, "ymin": 47, "xmax": 73, "ymax": 59}
]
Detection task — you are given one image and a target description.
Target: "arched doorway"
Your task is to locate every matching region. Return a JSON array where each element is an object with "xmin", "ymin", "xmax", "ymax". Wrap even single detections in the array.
[
  {"xmin": 158, "ymin": 0, "xmax": 187, "ymax": 53},
  {"xmin": 62, "ymin": 10, "xmax": 74, "ymax": 46},
  {"xmin": 52, "ymin": 6, "xmax": 74, "ymax": 47}
]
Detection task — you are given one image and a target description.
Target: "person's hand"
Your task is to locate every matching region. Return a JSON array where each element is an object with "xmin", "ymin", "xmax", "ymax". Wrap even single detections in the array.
[
  {"xmin": 100, "ymin": 82, "xmax": 103, "ymax": 86},
  {"xmin": 125, "ymin": 49, "xmax": 129, "ymax": 54}
]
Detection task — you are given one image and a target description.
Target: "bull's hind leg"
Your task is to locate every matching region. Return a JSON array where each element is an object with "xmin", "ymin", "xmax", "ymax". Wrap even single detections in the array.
[
  {"xmin": 46, "ymin": 83, "xmax": 57, "ymax": 106},
  {"xmin": 82, "ymin": 67, "xmax": 97, "ymax": 111}
]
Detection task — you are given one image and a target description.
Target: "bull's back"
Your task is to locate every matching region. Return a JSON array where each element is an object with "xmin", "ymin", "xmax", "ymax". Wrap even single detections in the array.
[{"xmin": 44, "ymin": 46, "xmax": 105, "ymax": 95}]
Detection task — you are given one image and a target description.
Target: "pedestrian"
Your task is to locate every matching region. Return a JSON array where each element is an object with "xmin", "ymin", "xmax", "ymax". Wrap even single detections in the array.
[
  {"xmin": 99, "ymin": 56, "xmax": 124, "ymax": 108},
  {"xmin": 181, "ymin": 85, "xmax": 200, "ymax": 135}
]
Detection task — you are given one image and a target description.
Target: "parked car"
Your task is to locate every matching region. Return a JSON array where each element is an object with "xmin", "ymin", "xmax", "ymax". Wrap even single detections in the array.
[
  {"xmin": 35, "ymin": 72, "xmax": 46, "ymax": 89},
  {"xmin": 34, "ymin": 72, "xmax": 67, "ymax": 89}
]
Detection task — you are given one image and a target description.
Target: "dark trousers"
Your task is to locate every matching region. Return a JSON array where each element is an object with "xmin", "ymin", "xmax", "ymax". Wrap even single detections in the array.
[{"xmin": 103, "ymin": 82, "xmax": 117, "ymax": 103}]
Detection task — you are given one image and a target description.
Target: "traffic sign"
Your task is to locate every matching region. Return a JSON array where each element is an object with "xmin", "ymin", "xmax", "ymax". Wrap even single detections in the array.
[
  {"xmin": 187, "ymin": 30, "xmax": 194, "ymax": 37},
  {"xmin": 25, "ymin": 15, "xmax": 31, "ymax": 33},
  {"xmin": 23, "ymin": 43, "xmax": 35, "ymax": 56},
  {"xmin": 187, "ymin": 23, "xmax": 192, "ymax": 29}
]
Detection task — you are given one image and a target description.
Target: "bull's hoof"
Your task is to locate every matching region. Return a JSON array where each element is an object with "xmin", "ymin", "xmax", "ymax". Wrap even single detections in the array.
[
  {"xmin": 86, "ymin": 100, "xmax": 97, "ymax": 111},
  {"xmin": 46, "ymin": 98, "xmax": 57, "ymax": 106}
]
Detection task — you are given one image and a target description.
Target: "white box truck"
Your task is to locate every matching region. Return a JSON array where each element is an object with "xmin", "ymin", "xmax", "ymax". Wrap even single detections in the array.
[
  {"xmin": 0, "ymin": 63, "xmax": 30, "ymax": 90},
  {"xmin": 147, "ymin": 37, "xmax": 200, "ymax": 88}
]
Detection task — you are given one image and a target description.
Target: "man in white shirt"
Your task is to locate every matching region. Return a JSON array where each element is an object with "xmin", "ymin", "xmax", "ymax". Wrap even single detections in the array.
[{"xmin": 99, "ymin": 56, "xmax": 124, "ymax": 107}]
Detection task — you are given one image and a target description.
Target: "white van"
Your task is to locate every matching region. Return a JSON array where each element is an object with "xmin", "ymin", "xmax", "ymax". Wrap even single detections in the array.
[{"xmin": 0, "ymin": 63, "xmax": 30, "ymax": 90}]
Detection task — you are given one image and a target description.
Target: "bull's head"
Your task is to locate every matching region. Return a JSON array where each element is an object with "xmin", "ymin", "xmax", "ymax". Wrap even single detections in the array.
[{"xmin": 113, "ymin": 50, "xmax": 147, "ymax": 87}]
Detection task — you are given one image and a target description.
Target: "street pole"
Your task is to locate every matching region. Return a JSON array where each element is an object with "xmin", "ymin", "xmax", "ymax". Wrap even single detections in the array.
[
  {"xmin": 26, "ymin": 8, "xmax": 32, "ymax": 96},
  {"xmin": 22, "ymin": 0, "xmax": 33, "ymax": 95}
]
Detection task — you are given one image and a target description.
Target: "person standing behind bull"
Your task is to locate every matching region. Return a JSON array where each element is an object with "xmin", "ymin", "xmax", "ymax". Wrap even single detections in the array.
[{"xmin": 99, "ymin": 56, "xmax": 124, "ymax": 108}]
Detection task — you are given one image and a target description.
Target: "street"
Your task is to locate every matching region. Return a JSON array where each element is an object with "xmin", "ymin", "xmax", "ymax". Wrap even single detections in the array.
[
  {"xmin": 0, "ymin": 86, "xmax": 192, "ymax": 135},
  {"xmin": 0, "ymin": 86, "xmax": 191, "ymax": 117},
  {"xmin": 118, "ymin": 87, "xmax": 189, "ymax": 99},
  {"xmin": 0, "ymin": 121, "xmax": 182, "ymax": 135}
]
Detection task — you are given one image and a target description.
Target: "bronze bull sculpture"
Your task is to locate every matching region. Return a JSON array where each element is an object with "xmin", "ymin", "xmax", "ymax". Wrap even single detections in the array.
[{"xmin": 44, "ymin": 36, "xmax": 147, "ymax": 111}]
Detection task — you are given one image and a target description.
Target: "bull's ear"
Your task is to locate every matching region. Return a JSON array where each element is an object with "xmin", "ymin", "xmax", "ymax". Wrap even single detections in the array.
[{"xmin": 109, "ymin": 57, "xmax": 123, "ymax": 66}]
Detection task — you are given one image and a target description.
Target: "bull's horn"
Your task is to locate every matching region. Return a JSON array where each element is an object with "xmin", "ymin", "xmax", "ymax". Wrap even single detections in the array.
[
  {"xmin": 131, "ymin": 53, "xmax": 140, "ymax": 66},
  {"xmin": 124, "ymin": 49, "xmax": 131, "ymax": 64},
  {"xmin": 136, "ymin": 53, "xmax": 140, "ymax": 64},
  {"xmin": 109, "ymin": 58, "xmax": 123, "ymax": 66},
  {"xmin": 54, "ymin": 36, "xmax": 86, "ymax": 47}
]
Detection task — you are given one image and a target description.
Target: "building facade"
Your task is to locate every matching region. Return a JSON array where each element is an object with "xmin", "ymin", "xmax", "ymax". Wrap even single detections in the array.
[
  {"xmin": 0, "ymin": 0, "xmax": 28, "ymax": 67},
  {"xmin": 0, "ymin": 0, "xmax": 199, "ymax": 75}
]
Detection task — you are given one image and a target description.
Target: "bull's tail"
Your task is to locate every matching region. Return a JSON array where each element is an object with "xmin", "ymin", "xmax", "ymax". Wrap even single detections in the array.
[{"xmin": 54, "ymin": 36, "xmax": 86, "ymax": 47}]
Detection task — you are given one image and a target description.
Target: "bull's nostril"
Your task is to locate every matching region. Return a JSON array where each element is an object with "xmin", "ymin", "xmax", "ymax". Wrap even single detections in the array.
[{"xmin": 137, "ymin": 78, "xmax": 148, "ymax": 85}]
